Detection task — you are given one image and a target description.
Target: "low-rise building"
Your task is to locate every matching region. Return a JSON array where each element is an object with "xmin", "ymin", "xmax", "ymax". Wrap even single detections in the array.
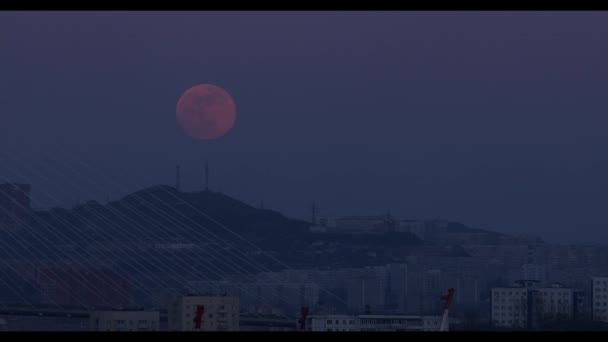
[
  {"xmin": 358, "ymin": 315, "xmax": 442, "ymax": 331},
  {"xmin": 303, "ymin": 314, "xmax": 442, "ymax": 332},
  {"xmin": 89, "ymin": 309, "xmax": 159, "ymax": 331},
  {"xmin": 308, "ymin": 314, "xmax": 358, "ymax": 332},
  {"xmin": 168, "ymin": 295, "xmax": 239, "ymax": 331}
]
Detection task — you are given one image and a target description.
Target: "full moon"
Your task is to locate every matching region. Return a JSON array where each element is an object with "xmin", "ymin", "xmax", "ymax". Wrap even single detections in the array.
[{"xmin": 176, "ymin": 84, "xmax": 237, "ymax": 140}]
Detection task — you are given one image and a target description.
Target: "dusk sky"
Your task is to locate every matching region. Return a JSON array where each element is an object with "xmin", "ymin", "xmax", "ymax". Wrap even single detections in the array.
[{"xmin": 1, "ymin": 11, "xmax": 608, "ymax": 243}]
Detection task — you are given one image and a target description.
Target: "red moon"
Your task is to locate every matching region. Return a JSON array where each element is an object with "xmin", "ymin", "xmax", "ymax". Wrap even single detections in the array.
[{"xmin": 176, "ymin": 84, "xmax": 237, "ymax": 140}]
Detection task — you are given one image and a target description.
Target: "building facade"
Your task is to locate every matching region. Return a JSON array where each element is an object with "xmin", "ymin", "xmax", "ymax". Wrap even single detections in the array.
[
  {"xmin": 491, "ymin": 282, "xmax": 531, "ymax": 329},
  {"xmin": 533, "ymin": 283, "xmax": 578, "ymax": 323},
  {"xmin": 592, "ymin": 277, "xmax": 608, "ymax": 322},
  {"xmin": 491, "ymin": 280, "xmax": 586, "ymax": 330},
  {"xmin": 168, "ymin": 295, "xmax": 239, "ymax": 331},
  {"xmin": 89, "ymin": 310, "xmax": 159, "ymax": 331}
]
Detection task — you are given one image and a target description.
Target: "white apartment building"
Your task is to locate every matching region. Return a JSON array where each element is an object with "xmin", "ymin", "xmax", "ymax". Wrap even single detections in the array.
[
  {"xmin": 491, "ymin": 283, "xmax": 530, "ymax": 329},
  {"xmin": 304, "ymin": 314, "xmax": 442, "ymax": 332},
  {"xmin": 491, "ymin": 280, "xmax": 584, "ymax": 329},
  {"xmin": 168, "ymin": 295, "xmax": 239, "ymax": 331},
  {"xmin": 89, "ymin": 310, "xmax": 160, "ymax": 331},
  {"xmin": 592, "ymin": 277, "xmax": 608, "ymax": 322},
  {"xmin": 534, "ymin": 283, "xmax": 576, "ymax": 321}
]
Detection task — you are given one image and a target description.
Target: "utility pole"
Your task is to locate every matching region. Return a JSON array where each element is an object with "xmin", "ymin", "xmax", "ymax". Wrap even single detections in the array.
[
  {"xmin": 176, "ymin": 165, "xmax": 181, "ymax": 191},
  {"xmin": 204, "ymin": 160, "xmax": 209, "ymax": 191}
]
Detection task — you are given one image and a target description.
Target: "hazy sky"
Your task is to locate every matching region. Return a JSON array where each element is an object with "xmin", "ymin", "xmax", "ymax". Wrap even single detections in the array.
[{"xmin": 1, "ymin": 11, "xmax": 608, "ymax": 243}]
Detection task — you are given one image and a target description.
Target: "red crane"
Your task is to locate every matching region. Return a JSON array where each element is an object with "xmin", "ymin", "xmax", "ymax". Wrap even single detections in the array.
[
  {"xmin": 298, "ymin": 306, "xmax": 309, "ymax": 331},
  {"xmin": 438, "ymin": 288, "xmax": 455, "ymax": 332},
  {"xmin": 193, "ymin": 305, "xmax": 205, "ymax": 330}
]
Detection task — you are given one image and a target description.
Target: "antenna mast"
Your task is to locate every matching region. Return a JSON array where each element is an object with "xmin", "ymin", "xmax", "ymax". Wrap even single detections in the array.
[
  {"xmin": 205, "ymin": 160, "xmax": 209, "ymax": 191},
  {"xmin": 176, "ymin": 165, "xmax": 181, "ymax": 191}
]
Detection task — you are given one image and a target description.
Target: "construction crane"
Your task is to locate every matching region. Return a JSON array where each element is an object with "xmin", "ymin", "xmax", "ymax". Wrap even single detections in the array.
[
  {"xmin": 193, "ymin": 305, "xmax": 205, "ymax": 331},
  {"xmin": 438, "ymin": 288, "xmax": 455, "ymax": 332}
]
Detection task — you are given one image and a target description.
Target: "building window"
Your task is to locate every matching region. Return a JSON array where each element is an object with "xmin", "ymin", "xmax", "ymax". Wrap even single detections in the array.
[{"xmin": 327, "ymin": 320, "xmax": 332, "ymax": 324}]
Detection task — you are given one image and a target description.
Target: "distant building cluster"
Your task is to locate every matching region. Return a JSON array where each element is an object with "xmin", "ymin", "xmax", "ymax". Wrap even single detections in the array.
[
  {"xmin": 490, "ymin": 280, "xmax": 585, "ymax": 329},
  {"xmin": 592, "ymin": 277, "xmax": 608, "ymax": 322},
  {"xmin": 89, "ymin": 295, "xmax": 239, "ymax": 332},
  {"xmin": 189, "ymin": 262, "xmax": 476, "ymax": 318},
  {"xmin": 2, "ymin": 186, "xmax": 608, "ymax": 332}
]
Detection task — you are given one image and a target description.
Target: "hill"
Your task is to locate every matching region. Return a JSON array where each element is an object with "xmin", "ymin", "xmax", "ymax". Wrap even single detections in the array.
[{"xmin": 8, "ymin": 185, "xmax": 519, "ymax": 270}]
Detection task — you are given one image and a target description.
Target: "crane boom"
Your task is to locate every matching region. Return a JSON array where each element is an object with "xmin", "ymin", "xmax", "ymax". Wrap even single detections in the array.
[{"xmin": 438, "ymin": 288, "xmax": 455, "ymax": 332}]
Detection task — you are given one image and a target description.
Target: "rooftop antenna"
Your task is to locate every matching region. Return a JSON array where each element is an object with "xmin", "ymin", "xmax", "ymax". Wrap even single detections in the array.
[
  {"xmin": 204, "ymin": 160, "xmax": 209, "ymax": 191},
  {"xmin": 176, "ymin": 165, "xmax": 181, "ymax": 191}
]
